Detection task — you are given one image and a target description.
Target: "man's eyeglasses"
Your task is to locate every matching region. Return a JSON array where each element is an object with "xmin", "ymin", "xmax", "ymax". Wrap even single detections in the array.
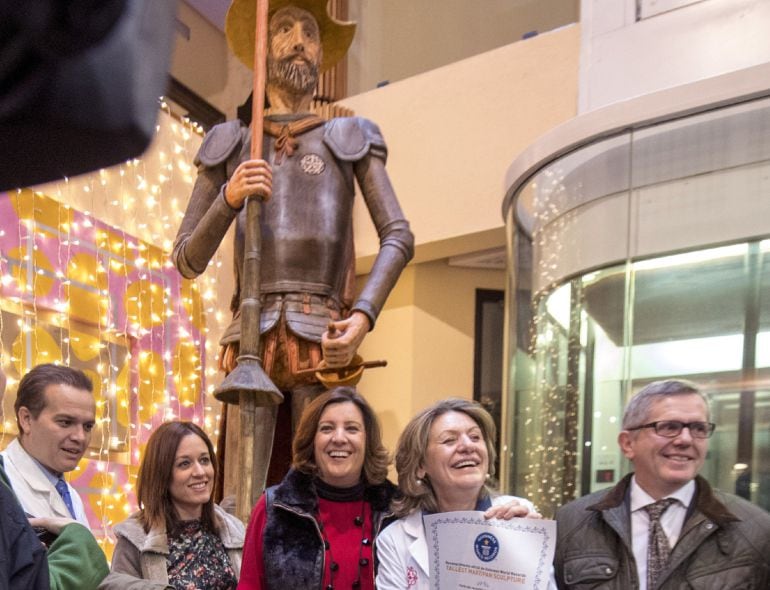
[{"xmin": 627, "ymin": 420, "xmax": 716, "ymax": 439}]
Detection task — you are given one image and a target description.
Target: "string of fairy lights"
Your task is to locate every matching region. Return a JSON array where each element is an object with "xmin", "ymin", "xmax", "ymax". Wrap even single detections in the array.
[
  {"xmin": 0, "ymin": 102, "xmax": 232, "ymax": 557},
  {"xmin": 514, "ymin": 161, "xmax": 584, "ymax": 516}
]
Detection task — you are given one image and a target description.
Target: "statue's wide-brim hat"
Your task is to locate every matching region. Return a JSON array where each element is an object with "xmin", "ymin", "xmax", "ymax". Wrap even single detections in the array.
[{"xmin": 226, "ymin": 0, "xmax": 356, "ymax": 73}]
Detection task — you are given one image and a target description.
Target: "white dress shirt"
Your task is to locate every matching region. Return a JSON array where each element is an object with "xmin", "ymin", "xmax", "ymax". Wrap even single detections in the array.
[{"xmin": 630, "ymin": 476, "xmax": 695, "ymax": 590}]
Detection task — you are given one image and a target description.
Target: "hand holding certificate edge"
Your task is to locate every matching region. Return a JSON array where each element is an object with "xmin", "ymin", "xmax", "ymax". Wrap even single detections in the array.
[{"xmin": 484, "ymin": 498, "xmax": 543, "ymax": 521}]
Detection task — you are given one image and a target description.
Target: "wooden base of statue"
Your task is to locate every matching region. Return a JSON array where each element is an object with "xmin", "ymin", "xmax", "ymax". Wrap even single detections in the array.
[
  {"xmin": 218, "ymin": 403, "xmax": 278, "ymax": 505},
  {"xmin": 216, "ymin": 386, "xmax": 323, "ymax": 507}
]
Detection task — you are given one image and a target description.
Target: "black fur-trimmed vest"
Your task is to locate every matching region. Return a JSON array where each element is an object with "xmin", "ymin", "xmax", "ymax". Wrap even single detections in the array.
[{"xmin": 262, "ymin": 469, "xmax": 397, "ymax": 589}]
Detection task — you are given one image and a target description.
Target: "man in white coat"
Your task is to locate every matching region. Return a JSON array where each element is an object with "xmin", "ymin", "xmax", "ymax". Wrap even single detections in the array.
[{"xmin": 1, "ymin": 363, "xmax": 95, "ymax": 527}]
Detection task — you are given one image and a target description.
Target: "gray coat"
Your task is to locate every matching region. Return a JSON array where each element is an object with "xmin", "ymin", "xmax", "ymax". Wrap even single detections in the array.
[
  {"xmin": 99, "ymin": 504, "xmax": 244, "ymax": 589},
  {"xmin": 553, "ymin": 473, "xmax": 770, "ymax": 589}
]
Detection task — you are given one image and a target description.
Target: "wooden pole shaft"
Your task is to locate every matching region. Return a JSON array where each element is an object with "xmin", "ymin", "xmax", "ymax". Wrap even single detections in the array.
[
  {"xmin": 250, "ymin": 0, "xmax": 268, "ymax": 160},
  {"xmin": 235, "ymin": 0, "xmax": 271, "ymax": 523}
]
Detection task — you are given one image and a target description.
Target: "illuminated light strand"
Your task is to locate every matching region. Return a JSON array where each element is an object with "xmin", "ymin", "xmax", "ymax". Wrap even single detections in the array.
[{"xmin": 0, "ymin": 107, "xmax": 234, "ymax": 556}]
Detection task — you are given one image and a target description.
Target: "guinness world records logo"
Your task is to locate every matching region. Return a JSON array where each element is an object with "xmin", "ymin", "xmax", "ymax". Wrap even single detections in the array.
[{"xmin": 474, "ymin": 532, "xmax": 499, "ymax": 562}]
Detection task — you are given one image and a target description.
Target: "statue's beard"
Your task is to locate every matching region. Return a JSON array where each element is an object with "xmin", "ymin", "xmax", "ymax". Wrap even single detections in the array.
[{"xmin": 268, "ymin": 54, "xmax": 319, "ymax": 95}]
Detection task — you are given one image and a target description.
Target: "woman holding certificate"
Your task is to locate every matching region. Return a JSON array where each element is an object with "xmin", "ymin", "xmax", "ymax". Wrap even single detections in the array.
[{"xmin": 376, "ymin": 398, "xmax": 546, "ymax": 590}]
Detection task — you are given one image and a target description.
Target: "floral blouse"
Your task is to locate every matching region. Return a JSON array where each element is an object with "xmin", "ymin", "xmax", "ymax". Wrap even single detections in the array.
[{"xmin": 167, "ymin": 519, "xmax": 237, "ymax": 590}]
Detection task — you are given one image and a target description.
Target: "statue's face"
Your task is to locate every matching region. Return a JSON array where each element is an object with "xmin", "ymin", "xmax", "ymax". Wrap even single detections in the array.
[{"xmin": 267, "ymin": 6, "xmax": 322, "ymax": 95}]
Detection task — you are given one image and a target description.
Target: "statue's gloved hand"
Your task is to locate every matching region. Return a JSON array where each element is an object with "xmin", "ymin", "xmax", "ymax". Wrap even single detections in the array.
[
  {"xmin": 322, "ymin": 311, "xmax": 370, "ymax": 367},
  {"xmin": 225, "ymin": 158, "xmax": 272, "ymax": 208}
]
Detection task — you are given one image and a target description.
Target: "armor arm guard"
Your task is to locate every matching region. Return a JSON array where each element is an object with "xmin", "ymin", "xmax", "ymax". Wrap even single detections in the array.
[
  {"xmin": 351, "ymin": 152, "xmax": 414, "ymax": 329},
  {"xmin": 171, "ymin": 121, "xmax": 245, "ymax": 279}
]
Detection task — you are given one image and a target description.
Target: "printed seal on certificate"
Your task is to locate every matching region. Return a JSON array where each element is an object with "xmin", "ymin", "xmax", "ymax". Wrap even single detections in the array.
[{"xmin": 474, "ymin": 532, "xmax": 500, "ymax": 562}]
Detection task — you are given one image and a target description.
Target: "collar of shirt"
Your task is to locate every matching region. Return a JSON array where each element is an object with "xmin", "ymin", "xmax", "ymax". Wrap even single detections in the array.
[
  {"xmin": 630, "ymin": 477, "xmax": 695, "ymax": 513},
  {"xmin": 29, "ymin": 454, "xmax": 64, "ymax": 488}
]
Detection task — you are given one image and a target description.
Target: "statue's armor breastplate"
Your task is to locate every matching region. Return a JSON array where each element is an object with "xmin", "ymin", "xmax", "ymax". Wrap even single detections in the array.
[{"xmin": 233, "ymin": 124, "xmax": 355, "ymax": 300}]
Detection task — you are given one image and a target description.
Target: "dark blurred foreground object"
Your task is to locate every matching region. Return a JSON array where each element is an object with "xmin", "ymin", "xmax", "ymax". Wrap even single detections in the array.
[{"xmin": 0, "ymin": 0, "xmax": 176, "ymax": 191}]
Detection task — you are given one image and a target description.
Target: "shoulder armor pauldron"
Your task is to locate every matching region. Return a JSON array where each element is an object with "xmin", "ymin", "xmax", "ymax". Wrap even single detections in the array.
[
  {"xmin": 323, "ymin": 116, "xmax": 387, "ymax": 162},
  {"xmin": 196, "ymin": 120, "xmax": 246, "ymax": 167}
]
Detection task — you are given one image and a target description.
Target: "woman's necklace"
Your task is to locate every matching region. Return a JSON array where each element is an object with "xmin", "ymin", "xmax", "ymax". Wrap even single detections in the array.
[{"xmin": 318, "ymin": 498, "xmax": 372, "ymax": 590}]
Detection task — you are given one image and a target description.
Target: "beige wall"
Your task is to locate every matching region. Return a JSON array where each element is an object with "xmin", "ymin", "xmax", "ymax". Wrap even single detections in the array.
[
  {"xmin": 343, "ymin": 25, "xmax": 581, "ymax": 270},
  {"xmin": 356, "ymin": 260, "xmax": 506, "ymax": 466}
]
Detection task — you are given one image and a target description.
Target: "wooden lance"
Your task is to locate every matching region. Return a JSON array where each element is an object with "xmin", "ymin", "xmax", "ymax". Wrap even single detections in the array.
[{"xmin": 213, "ymin": 0, "xmax": 282, "ymax": 523}]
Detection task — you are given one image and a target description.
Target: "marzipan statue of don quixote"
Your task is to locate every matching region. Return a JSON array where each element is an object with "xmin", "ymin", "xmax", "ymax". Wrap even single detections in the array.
[{"xmin": 172, "ymin": 0, "xmax": 414, "ymax": 520}]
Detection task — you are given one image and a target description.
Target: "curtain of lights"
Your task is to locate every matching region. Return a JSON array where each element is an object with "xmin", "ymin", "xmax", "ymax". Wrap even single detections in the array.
[{"xmin": 0, "ymin": 104, "xmax": 230, "ymax": 559}]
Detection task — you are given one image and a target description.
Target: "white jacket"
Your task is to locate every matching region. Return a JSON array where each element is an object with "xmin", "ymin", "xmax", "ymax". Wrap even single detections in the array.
[
  {"xmin": 0, "ymin": 438, "xmax": 89, "ymax": 526},
  {"xmin": 376, "ymin": 495, "xmax": 557, "ymax": 590}
]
